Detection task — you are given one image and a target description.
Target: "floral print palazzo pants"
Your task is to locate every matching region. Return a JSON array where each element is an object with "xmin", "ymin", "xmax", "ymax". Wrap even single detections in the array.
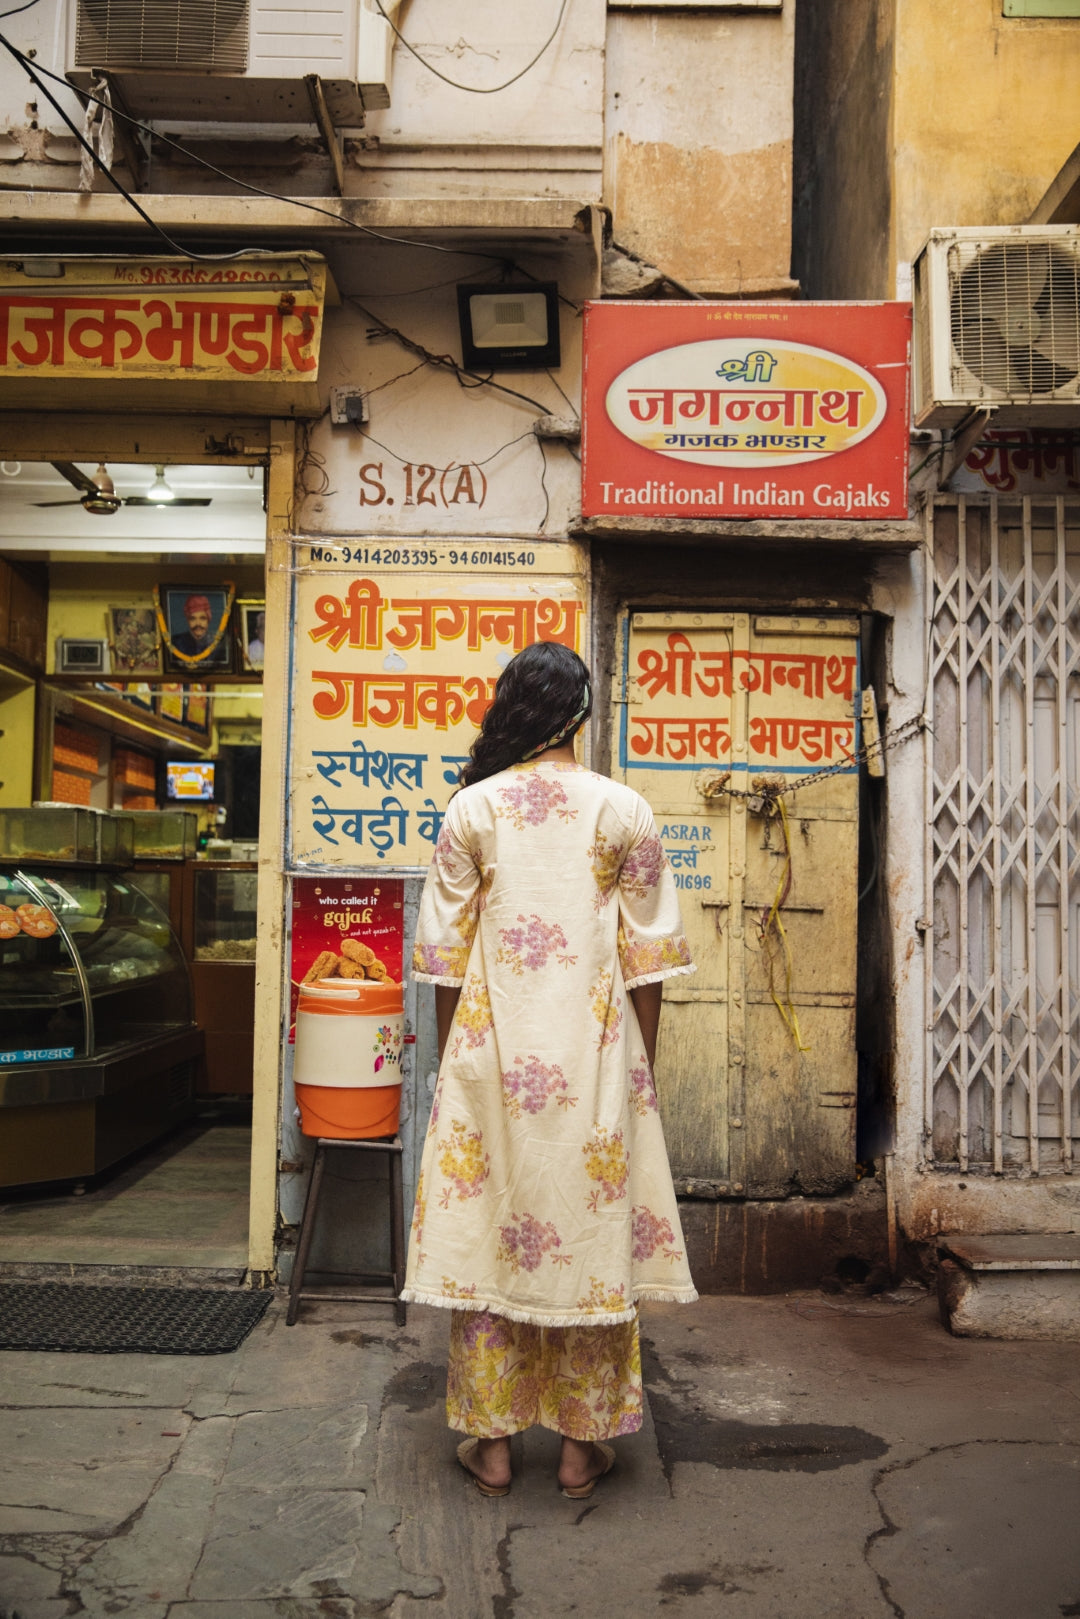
[{"xmin": 446, "ymin": 1308, "xmax": 644, "ymax": 1440}]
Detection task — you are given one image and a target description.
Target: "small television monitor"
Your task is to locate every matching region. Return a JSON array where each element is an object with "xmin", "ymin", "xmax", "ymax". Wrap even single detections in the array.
[{"xmin": 165, "ymin": 761, "xmax": 215, "ymax": 802}]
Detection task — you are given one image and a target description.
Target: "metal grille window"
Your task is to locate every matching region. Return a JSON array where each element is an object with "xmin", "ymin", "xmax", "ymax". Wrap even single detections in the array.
[
  {"xmin": 927, "ymin": 495, "xmax": 1080, "ymax": 1173},
  {"xmin": 74, "ymin": 0, "xmax": 250, "ymax": 72}
]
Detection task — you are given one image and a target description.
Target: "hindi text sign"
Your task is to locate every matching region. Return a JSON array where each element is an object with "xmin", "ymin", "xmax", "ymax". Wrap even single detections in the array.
[
  {"xmin": 583, "ymin": 302, "xmax": 911, "ymax": 520},
  {"xmin": 290, "ymin": 549, "xmax": 587, "ymax": 869}
]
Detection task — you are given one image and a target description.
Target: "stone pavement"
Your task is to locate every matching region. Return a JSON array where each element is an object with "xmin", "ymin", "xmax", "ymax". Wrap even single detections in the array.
[{"xmin": 1, "ymin": 1285, "xmax": 1079, "ymax": 1618}]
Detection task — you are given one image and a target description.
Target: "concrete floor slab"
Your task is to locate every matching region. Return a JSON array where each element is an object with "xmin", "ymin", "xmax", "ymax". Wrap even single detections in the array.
[
  {"xmin": 2, "ymin": 1289, "xmax": 1080, "ymax": 1616},
  {"xmin": 869, "ymin": 1440, "xmax": 1080, "ymax": 1619}
]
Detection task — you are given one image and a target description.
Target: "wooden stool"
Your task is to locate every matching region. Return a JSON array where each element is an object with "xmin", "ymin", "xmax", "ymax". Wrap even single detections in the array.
[{"xmin": 286, "ymin": 1135, "xmax": 406, "ymax": 1326}]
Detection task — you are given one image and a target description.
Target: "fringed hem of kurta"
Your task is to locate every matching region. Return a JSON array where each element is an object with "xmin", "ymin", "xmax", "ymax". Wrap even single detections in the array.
[
  {"xmin": 399, "ymin": 1283, "xmax": 699, "ymax": 1328},
  {"xmin": 623, "ymin": 962, "xmax": 698, "ymax": 992},
  {"xmin": 409, "ymin": 970, "xmax": 466, "ymax": 987}
]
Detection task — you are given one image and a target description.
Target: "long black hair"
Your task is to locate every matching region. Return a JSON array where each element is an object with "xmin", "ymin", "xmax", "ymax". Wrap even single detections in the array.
[{"xmin": 459, "ymin": 641, "xmax": 591, "ymax": 788}]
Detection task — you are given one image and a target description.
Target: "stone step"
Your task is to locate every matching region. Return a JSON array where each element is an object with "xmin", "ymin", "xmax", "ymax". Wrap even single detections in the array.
[{"xmin": 937, "ymin": 1231, "xmax": 1080, "ymax": 1341}]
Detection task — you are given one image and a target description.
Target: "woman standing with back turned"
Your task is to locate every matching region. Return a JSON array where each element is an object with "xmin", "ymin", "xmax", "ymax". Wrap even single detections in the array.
[{"xmin": 403, "ymin": 641, "xmax": 697, "ymax": 1497}]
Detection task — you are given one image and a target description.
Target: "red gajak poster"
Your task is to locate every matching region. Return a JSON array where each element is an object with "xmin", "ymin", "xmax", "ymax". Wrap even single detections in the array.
[
  {"xmin": 289, "ymin": 876, "xmax": 405, "ymax": 1041},
  {"xmin": 582, "ymin": 301, "xmax": 912, "ymax": 521}
]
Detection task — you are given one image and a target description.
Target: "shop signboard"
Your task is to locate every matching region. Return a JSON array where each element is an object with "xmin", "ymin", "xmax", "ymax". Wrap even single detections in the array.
[
  {"xmin": 582, "ymin": 301, "xmax": 911, "ymax": 521},
  {"xmin": 288, "ymin": 541, "xmax": 588, "ymax": 870},
  {"xmin": 288, "ymin": 875, "xmax": 405, "ymax": 1042},
  {"xmin": 0, "ymin": 255, "xmax": 328, "ymax": 413},
  {"xmin": 949, "ymin": 427, "xmax": 1080, "ymax": 495}
]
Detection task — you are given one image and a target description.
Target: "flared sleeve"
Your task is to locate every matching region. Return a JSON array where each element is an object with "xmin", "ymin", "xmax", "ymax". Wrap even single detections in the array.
[
  {"xmin": 410, "ymin": 795, "xmax": 482, "ymax": 986},
  {"xmin": 617, "ymin": 794, "xmax": 695, "ymax": 991}
]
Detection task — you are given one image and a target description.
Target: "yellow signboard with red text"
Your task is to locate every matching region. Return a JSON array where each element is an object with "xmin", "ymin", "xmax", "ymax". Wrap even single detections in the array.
[
  {"xmin": 288, "ymin": 541, "xmax": 588, "ymax": 869},
  {"xmin": 0, "ymin": 255, "xmax": 327, "ymax": 413}
]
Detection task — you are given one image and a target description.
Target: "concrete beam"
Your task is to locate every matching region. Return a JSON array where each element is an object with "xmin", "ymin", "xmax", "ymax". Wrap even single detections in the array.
[
  {"xmin": 574, "ymin": 514, "xmax": 924, "ymax": 549},
  {"xmin": 0, "ymin": 190, "xmax": 603, "ymax": 245}
]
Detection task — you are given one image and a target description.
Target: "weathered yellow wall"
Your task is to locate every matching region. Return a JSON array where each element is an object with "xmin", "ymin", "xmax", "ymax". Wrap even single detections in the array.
[
  {"xmin": 894, "ymin": 0, "xmax": 1080, "ymax": 273},
  {"xmin": 794, "ymin": 0, "xmax": 1080, "ymax": 300},
  {"xmin": 605, "ymin": 6, "xmax": 796, "ymax": 295},
  {"xmin": 0, "ymin": 676, "xmax": 35, "ymax": 806}
]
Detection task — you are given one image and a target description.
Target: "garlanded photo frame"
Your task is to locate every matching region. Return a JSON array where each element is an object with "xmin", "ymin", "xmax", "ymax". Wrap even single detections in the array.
[
  {"xmin": 184, "ymin": 685, "xmax": 211, "ymax": 735},
  {"xmin": 108, "ymin": 607, "xmax": 160, "ymax": 674},
  {"xmin": 156, "ymin": 584, "xmax": 234, "ymax": 674},
  {"xmin": 237, "ymin": 599, "xmax": 266, "ymax": 673}
]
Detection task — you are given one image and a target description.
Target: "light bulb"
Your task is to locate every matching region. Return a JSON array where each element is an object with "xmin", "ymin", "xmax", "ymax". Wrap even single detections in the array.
[{"xmin": 147, "ymin": 465, "xmax": 175, "ymax": 504}]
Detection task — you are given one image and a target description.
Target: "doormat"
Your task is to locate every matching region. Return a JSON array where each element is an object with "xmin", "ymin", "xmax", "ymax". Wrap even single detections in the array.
[{"xmin": 0, "ymin": 1284, "xmax": 273, "ymax": 1355}]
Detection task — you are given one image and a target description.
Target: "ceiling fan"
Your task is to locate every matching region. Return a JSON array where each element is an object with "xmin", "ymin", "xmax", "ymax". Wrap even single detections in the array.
[{"xmin": 34, "ymin": 462, "xmax": 212, "ymax": 515}]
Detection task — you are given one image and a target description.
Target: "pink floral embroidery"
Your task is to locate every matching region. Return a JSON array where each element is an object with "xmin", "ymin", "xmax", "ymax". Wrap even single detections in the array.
[
  {"xmin": 587, "ymin": 831, "xmax": 624, "ymax": 911},
  {"xmin": 437, "ymin": 1120, "xmax": 490, "ymax": 1204},
  {"xmin": 497, "ymin": 913, "xmax": 570, "ymax": 976},
  {"xmin": 631, "ymin": 1204, "xmax": 683, "ymax": 1263},
  {"xmin": 502, "ymin": 1056, "xmax": 572, "ymax": 1119},
  {"xmin": 497, "ymin": 1211, "xmax": 563, "ymax": 1273},
  {"xmin": 629, "ymin": 1058, "xmax": 658, "ymax": 1116},
  {"xmin": 620, "ymin": 834, "xmax": 667, "ymax": 899},
  {"xmin": 496, "ymin": 771, "xmax": 576, "ymax": 830},
  {"xmin": 412, "ymin": 941, "xmax": 470, "ymax": 980},
  {"xmin": 461, "ymin": 1309, "xmax": 514, "ymax": 1351},
  {"xmin": 582, "ymin": 1127, "xmax": 629, "ymax": 1210},
  {"xmin": 434, "ymin": 821, "xmax": 469, "ymax": 879},
  {"xmin": 618, "ymin": 932, "xmax": 692, "ymax": 984},
  {"xmin": 589, "ymin": 970, "xmax": 622, "ymax": 1048}
]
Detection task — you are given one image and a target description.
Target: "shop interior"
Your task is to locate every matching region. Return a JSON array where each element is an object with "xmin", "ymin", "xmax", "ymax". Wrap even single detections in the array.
[{"xmin": 0, "ymin": 458, "xmax": 267, "ymax": 1273}]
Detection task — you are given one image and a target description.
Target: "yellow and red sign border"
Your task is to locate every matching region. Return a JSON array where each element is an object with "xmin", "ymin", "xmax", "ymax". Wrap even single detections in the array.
[{"xmin": 582, "ymin": 301, "xmax": 911, "ymax": 521}]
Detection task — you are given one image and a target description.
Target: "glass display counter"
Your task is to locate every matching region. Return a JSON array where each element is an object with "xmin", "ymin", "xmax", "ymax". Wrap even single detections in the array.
[
  {"xmin": 0, "ymin": 805, "xmax": 133, "ymax": 867},
  {"xmin": 127, "ymin": 810, "xmax": 199, "ymax": 863},
  {"xmin": 0, "ymin": 866, "xmax": 201, "ymax": 1189},
  {"xmin": 183, "ymin": 862, "xmax": 258, "ymax": 1095}
]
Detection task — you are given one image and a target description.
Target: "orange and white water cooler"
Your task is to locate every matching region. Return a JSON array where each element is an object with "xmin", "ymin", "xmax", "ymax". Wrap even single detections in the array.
[{"xmin": 293, "ymin": 979, "xmax": 404, "ymax": 1138}]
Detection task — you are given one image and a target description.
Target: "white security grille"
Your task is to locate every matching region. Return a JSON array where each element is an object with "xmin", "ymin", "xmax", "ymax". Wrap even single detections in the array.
[
  {"xmin": 75, "ymin": 0, "xmax": 250, "ymax": 72},
  {"xmin": 927, "ymin": 495, "xmax": 1080, "ymax": 1172}
]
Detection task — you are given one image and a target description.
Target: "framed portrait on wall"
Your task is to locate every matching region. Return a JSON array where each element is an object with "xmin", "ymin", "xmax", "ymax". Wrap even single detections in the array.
[
  {"xmin": 237, "ymin": 599, "xmax": 266, "ymax": 672},
  {"xmin": 184, "ymin": 685, "xmax": 211, "ymax": 735},
  {"xmin": 158, "ymin": 683, "xmax": 185, "ymax": 724},
  {"xmin": 108, "ymin": 607, "xmax": 159, "ymax": 673},
  {"xmin": 159, "ymin": 585, "xmax": 233, "ymax": 674}
]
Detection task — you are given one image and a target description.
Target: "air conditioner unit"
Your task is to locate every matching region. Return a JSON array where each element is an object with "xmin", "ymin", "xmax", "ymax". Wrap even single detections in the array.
[
  {"xmin": 913, "ymin": 225, "xmax": 1080, "ymax": 428},
  {"xmin": 67, "ymin": 0, "xmax": 399, "ymax": 125}
]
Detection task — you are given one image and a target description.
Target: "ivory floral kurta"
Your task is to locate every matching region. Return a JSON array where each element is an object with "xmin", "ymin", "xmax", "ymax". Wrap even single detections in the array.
[{"xmin": 404, "ymin": 759, "xmax": 698, "ymax": 1327}]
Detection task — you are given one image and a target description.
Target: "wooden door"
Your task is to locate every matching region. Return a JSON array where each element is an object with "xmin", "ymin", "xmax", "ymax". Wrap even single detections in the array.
[{"xmin": 615, "ymin": 610, "xmax": 860, "ymax": 1197}]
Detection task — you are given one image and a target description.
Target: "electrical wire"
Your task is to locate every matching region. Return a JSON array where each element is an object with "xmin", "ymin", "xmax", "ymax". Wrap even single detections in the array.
[
  {"xmin": 0, "ymin": 32, "xmax": 518, "ymax": 266},
  {"xmin": 350, "ymin": 300, "xmax": 565, "ymax": 416},
  {"xmin": 0, "ymin": 36, "xmax": 253, "ymax": 261},
  {"xmin": 0, "ymin": 0, "xmax": 42, "ymax": 17},
  {"xmin": 373, "ymin": 0, "xmax": 571, "ymax": 95}
]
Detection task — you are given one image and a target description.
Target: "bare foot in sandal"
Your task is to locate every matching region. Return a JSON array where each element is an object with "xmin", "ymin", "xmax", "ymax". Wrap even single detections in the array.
[
  {"xmin": 458, "ymin": 1436, "xmax": 512, "ymax": 1496},
  {"xmin": 557, "ymin": 1438, "xmax": 616, "ymax": 1497}
]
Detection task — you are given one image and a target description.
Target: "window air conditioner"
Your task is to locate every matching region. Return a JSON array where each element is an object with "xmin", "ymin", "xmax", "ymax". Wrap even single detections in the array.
[
  {"xmin": 68, "ymin": 0, "xmax": 399, "ymax": 125},
  {"xmin": 913, "ymin": 226, "xmax": 1080, "ymax": 428}
]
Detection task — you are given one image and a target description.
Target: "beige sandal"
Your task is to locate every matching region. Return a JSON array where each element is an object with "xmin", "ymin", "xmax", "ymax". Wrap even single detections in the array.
[
  {"xmin": 560, "ymin": 1442, "xmax": 616, "ymax": 1499},
  {"xmin": 457, "ymin": 1438, "xmax": 511, "ymax": 1497}
]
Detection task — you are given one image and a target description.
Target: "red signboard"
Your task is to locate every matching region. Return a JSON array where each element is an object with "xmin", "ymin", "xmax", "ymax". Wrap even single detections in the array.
[
  {"xmin": 288, "ymin": 876, "xmax": 404, "ymax": 1041},
  {"xmin": 582, "ymin": 301, "xmax": 911, "ymax": 521}
]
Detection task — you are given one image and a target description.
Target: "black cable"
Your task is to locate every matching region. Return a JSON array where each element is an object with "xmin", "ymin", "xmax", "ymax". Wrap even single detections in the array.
[
  {"xmin": 373, "ymin": 0, "xmax": 571, "ymax": 95},
  {"xmin": 0, "ymin": 0, "xmax": 42, "ymax": 17},
  {"xmin": 0, "ymin": 37, "xmax": 251, "ymax": 261},
  {"xmin": 0, "ymin": 32, "xmax": 517, "ymax": 267},
  {"xmin": 350, "ymin": 301, "xmax": 563, "ymax": 416}
]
